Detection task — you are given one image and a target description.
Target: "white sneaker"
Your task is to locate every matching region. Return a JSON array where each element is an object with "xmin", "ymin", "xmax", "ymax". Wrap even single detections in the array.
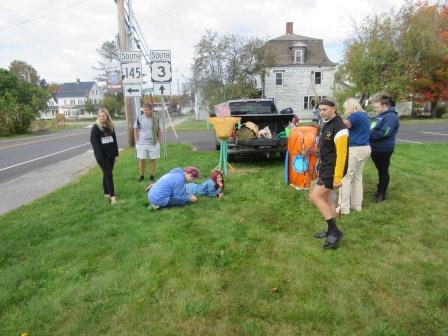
[{"xmin": 336, "ymin": 206, "xmax": 350, "ymax": 215}]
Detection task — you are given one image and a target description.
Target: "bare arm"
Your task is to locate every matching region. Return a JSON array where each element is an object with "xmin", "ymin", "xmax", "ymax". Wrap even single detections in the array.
[
  {"xmin": 343, "ymin": 119, "xmax": 352, "ymax": 129},
  {"xmin": 134, "ymin": 128, "xmax": 139, "ymax": 145}
]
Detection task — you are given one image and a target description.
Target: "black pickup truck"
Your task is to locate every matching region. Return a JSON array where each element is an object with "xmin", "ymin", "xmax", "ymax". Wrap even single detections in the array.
[{"xmin": 215, "ymin": 99, "xmax": 295, "ymax": 160}]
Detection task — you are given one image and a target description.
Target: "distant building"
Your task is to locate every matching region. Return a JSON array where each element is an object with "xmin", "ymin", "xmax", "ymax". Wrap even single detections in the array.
[
  {"xmin": 39, "ymin": 93, "xmax": 59, "ymax": 119},
  {"xmin": 57, "ymin": 79, "xmax": 104, "ymax": 118},
  {"xmin": 263, "ymin": 22, "xmax": 337, "ymax": 118}
]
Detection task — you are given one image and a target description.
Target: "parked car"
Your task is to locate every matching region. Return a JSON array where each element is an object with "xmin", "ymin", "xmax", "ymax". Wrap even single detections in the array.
[{"xmin": 214, "ymin": 99, "xmax": 295, "ymax": 160}]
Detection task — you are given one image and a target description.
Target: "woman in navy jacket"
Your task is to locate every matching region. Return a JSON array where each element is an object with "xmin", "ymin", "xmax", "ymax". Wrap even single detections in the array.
[
  {"xmin": 370, "ymin": 93, "xmax": 400, "ymax": 202},
  {"xmin": 90, "ymin": 108, "xmax": 119, "ymax": 204}
]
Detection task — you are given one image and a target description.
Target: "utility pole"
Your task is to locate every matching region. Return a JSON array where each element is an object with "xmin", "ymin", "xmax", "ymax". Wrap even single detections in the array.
[{"xmin": 116, "ymin": 0, "xmax": 135, "ymax": 146}]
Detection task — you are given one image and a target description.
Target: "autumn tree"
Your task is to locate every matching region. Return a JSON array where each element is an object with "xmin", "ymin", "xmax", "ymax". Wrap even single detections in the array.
[{"xmin": 337, "ymin": 2, "xmax": 448, "ymax": 117}]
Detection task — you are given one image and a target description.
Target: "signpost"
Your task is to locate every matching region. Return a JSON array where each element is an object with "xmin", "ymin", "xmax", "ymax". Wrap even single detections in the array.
[
  {"xmin": 150, "ymin": 50, "xmax": 176, "ymax": 159},
  {"xmin": 121, "ymin": 62, "xmax": 143, "ymax": 84}
]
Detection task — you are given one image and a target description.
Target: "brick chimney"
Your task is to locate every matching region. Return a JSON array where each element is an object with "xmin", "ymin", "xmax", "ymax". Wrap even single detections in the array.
[{"xmin": 286, "ymin": 22, "xmax": 293, "ymax": 35}]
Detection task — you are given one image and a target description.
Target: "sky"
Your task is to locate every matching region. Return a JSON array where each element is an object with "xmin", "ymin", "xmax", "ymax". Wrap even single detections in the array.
[{"xmin": 0, "ymin": 0, "xmax": 410, "ymax": 92}]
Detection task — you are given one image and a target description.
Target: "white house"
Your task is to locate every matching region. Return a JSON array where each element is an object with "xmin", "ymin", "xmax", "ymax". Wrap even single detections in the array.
[
  {"xmin": 39, "ymin": 93, "xmax": 59, "ymax": 119},
  {"xmin": 57, "ymin": 79, "xmax": 104, "ymax": 119},
  {"xmin": 263, "ymin": 22, "xmax": 337, "ymax": 119}
]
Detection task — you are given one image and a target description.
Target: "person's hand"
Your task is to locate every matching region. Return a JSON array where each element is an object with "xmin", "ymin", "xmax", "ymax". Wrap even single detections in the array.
[
  {"xmin": 217, "ymin": 193, "xmax": 223, "ymax": 199},
  {"xmin": 189, "ymin": 195, "xmax": 198, "ymax": 203},
  {"xmin": 333, "ymin": 181, "xmax": 342, "ymax": 189},
  {"xmin": 218, "ymin": 182, "xmax": 223, "ymax": 188}
]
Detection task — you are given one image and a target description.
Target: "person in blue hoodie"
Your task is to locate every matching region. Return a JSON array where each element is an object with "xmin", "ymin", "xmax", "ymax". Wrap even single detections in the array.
[
  {"xmin": 370, "ymin": 93, "xmax": 400, "ymax": 202},
  {"xmin": 147, "ymin": 167, "xmax": 200, "ymax": 209},
  {"xmin": 186, "ymin": 170, "xmax": 224, "ymax": 198}
]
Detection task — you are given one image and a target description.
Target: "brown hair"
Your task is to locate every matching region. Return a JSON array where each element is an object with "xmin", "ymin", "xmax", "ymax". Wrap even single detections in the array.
[
  {"xmin": 143, "ymin": 103, "xmax": 153, "ymax": 110},
  {"xmin": 374, "ymin": 92, "xmax": 394, "ymax": 107},
  {"xmin": 210, "ymin": 170, "xmax": 224, "ymax": 190}
]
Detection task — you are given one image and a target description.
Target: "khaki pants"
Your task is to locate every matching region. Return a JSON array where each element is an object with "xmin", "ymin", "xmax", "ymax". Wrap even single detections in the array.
[{"xmin": 338, "ymin": 145, "xmax": 371, "ymax": 213}]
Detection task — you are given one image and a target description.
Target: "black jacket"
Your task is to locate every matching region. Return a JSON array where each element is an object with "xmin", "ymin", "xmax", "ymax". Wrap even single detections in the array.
[{"xmin": 90, "ymin": 124, "xmax": 119, "ymax": 162}]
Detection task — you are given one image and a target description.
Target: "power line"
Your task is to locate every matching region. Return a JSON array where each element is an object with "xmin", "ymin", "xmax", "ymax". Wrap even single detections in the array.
[{"xmin": 0, "ymin": 0, "xmax": 89, "ymax": 30}]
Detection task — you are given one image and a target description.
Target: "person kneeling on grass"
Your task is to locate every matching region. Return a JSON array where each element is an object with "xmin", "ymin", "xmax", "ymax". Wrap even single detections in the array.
[
  {"xmin": 186, "ymin": 169, "xmax": 224, "ymax": 198},
  {"xmin": 147, "ymin": 167, "xmax": 200, "ymax": 209}
]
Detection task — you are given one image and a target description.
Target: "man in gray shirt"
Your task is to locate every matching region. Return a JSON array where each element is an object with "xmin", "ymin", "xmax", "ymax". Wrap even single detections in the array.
[{"xmin": 134, "ymin": 103, "xmax": 161, "ymax": 182}]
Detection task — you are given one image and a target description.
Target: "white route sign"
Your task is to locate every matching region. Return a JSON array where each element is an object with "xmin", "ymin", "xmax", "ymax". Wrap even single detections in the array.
[
  {"xmin": 124, "ymin": 84, "xmax": 142, "ymax": 97},
  {"xmin": 150, "ymin": 50, "xmax": 171, "ymax": 62},
  {"xmin": 120, "ymin": 51, "xmax": 141, "ymax": 63},
  {"xmin": 121, "ymin": 62, "xmax": 142, "ymax": 84},
  {"xmin": 151, "ymin": 61, "xmax": 172, "ymax": 83},
  {"xmin": 153, "ymin": 83, "xmax": 171, "ymax": 96}
]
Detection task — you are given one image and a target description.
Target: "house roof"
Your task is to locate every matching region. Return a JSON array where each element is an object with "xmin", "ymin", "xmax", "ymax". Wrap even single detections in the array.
[
  {"xmin": 50, "ymin": 93, "xmax": 58, "ymax": 103},
  {"xmin": 57, "ymin": 81, "xmax": 95, "ymax": 98},
  {"xmin": 266, "ymin": 33, "xmax": 336, "ymax": 67}
]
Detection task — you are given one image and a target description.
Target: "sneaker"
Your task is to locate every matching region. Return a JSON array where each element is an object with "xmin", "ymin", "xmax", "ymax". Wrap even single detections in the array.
[
  {"xmin": 145, "ymin": 184, "xmax": 154, "ymax": 192},
  {"xmin": 138, "ymin": 175, "xmax": 144, "ymax": 182},
  {"xmin": 373, "ymin": 193, "xmax": 385, "ymax": 203},
  {"xmin": 147, "ymin": 204, "xmax": 160, "ymax": 210},
  {"xmin": 110, "ymin": 196, "xmax": 118, "ymax": 205},
  {"xmin": 149, "ymin": 175, "xmax": 155, "ymax": 181}
]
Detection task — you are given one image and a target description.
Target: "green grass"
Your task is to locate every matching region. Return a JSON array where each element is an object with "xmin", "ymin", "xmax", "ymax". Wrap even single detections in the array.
[
  {"xmin": 399, "ymin": 118, "xmax": 448, "ymax": 124},
  {"xmin": 174, "ymin": 118, "xmax": 209, "ymax": 131},
  {"xmin": 1, "ymin": 144, "xmax": 447, "ymax": 335}
]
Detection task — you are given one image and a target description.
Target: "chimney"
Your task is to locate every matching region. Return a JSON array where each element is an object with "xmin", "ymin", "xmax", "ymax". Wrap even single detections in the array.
[
  {"xmin": 286, "ymin": 22, "xmax": 293, "ymax": 35},
  {"xmin": 76, "ymin": 78, "xmax": 80, "ymax": 84}
]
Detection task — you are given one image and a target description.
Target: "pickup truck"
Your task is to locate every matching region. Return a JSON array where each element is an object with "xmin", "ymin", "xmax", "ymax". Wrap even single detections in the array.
[{"xmin": 214, "ymin": 99, "xmax": 295, "ymax": 160}]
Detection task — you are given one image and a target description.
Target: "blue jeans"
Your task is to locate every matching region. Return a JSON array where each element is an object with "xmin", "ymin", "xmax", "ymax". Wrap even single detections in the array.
[{"xmin": 165, "ymin": 197, "xmax": 187, "ymax": 208}]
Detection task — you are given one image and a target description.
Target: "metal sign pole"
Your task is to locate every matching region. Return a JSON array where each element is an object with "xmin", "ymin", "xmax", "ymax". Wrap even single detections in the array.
[{"xmin": 161, "ymin": 96, "xmax": 167, "ymax": 160}]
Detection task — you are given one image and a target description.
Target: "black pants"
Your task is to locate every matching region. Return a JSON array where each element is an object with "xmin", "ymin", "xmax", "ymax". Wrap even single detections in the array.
[
  {"xmin": 370, "ymin": 151, "xmax": 393, "ymax": 196},
  {"xmin": 97, "ymin": 157, "xmax": 115, "ymax": 196}
]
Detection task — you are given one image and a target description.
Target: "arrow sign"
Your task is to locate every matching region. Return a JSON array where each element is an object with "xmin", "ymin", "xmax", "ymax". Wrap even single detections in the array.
[
  {"xmin": 153, "ymin": 83, "xmax": 170, "ymax": 96},
  {"xmin": 127, "ymin": 87, "xmax": 139, "ymax": 94},
  {"xmin": 124, "ymin": 84, "xmax": 142, "ymax": 97}
]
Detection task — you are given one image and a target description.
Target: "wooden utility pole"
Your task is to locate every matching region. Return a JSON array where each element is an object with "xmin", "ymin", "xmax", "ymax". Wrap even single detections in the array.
[{"xmin": 116, "ymin": 0, "xmax": 135, "ymax": 146}]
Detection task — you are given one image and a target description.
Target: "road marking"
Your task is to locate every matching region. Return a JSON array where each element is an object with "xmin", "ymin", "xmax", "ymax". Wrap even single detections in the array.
[
  {"xmin": 0, "ymin": 127, "xmax": 126, "ymax": 150},
  {"xmin": 0, "ymin": 143, "xmax": 90, "ymax": 172},
  {"xmin": 396, "ymin": 139, "xmax": 423, "ymax": 144},
  {"xmin": 0, "ymin": 131, "xmax": 128, "ymax": 172},
  {"xmin": 419, "ymin": 131, "xmax": 448, "ymax": 136}
]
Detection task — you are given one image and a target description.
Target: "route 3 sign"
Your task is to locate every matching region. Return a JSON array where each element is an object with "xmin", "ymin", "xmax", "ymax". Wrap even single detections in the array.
[
  {"xmin": 121, "ymin": 62, "xmax": 142, "ymax": 84},
  {"xmin": 151, "ymin": 61, "xmax": 172, "ymax": 83}
]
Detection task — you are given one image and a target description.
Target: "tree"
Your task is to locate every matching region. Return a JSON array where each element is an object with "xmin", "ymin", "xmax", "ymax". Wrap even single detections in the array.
[
  {"xmin": 402, "ymin": 4, "xmax": 448, "ymax": 117},
  {"xmin": 9, "ymin": 60, "xmax": 40, "ymax": 86},
  {"xmin": 93, "ymin": 40, "xmax": 120, "ymax": 83},
  {"xmin": 102, "ymin": 95, "xmax": 121, "ymax": 116},
  {"xmin": 39, "ymin": 78, "xmax": 48, "ymax": 90},
  {"xmin": 191, "ymin": 30, "xmax": 273, "ymax": 111},
  {"xmin": 336, "ymin": 2, "xmax": 448, "ymax": 116},
  {"xmin": 0, "ymin": 69, "xmax": 49, "ymax": 135},
  {"xmin": 47, "ymin": 83, "xmax": 59, "ymax": 94},
  {"xmin": 84, "ymin": 98, "xmax": 94, "ymax": 116}
]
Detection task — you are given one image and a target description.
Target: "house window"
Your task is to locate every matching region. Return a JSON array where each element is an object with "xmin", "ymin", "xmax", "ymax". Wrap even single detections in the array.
[
  {"xmin": 70, "ymin": 99, "xmax": 75, "ymax": 105},
  {"xmin": 275, "ymin": 72, "xmax": 283, "ymax": 86},
  {"xmin": 78, "ymin": 99, "xmax": 84, "ymax": 105},
  {"xmin": 304, "ymin": 96, "xmax": 326, "ymax": 110},
  {"xmin": 294, "ymin": 49, "xmax": 304, "ymax": 63},
  {"xmin": 314, "ymin": 71, "xmax": 322, "ymax": 84}
]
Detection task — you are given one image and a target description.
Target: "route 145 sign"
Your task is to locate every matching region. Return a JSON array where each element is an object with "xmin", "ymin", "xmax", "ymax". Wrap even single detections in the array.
[
  {"xmin": 151, "ymin": 61, "xmax": 172, "ymax": 83},
  {"xmin": 121, "ymin": 62, "xmax": 142, "ymax": 84}
]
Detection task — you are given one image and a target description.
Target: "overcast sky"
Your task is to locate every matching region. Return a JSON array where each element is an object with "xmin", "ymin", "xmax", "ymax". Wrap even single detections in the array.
[{"xmin": 0, "ymin": 0, "xmax": 409, "ymax": 91}]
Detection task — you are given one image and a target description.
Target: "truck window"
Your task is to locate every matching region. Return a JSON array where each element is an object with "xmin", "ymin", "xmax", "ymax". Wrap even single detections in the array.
[
  {"xmin": 229, "ymin": 102, "xmax": 246, "ymax": 115},
  {"xmin": 257, "ymin": 101, "xmax": 277, "ymax": 114}
]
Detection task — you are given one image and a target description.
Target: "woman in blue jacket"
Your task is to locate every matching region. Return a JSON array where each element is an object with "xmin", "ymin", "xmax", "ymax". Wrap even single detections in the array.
[
  {"xmin": 186, "ymin": 170, "xmax": 224, "ymax": 198},
  {"xmin": 370, "ymin": 93, "xmax": 400, "ymax": 202},
  {"xmin": 147, "ymin": 167, "xmax": 200, "ymax": 209}
]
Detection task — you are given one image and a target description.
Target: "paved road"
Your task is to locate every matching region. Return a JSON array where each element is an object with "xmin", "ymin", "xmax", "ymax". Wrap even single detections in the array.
[
  {"xmin": 0, "ymin": 121, "xmax": 215, "ymax": 184},
  {"xmin": 396, "ymin": 123, "xmax": 448, "ymax": 144}
]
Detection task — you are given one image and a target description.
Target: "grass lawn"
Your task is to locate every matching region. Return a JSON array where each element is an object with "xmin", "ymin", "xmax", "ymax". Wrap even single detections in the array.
[
  {"xmin": 399, "ymin": 118, "xmax": 448, "ymax": 125},
  {"xmin": 0, "ymin": 144, "xmax": 447, "ymax": 335},
  {"xmin": 173, "ymin": 117, "xmax": 209, "ymax": 131}
]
